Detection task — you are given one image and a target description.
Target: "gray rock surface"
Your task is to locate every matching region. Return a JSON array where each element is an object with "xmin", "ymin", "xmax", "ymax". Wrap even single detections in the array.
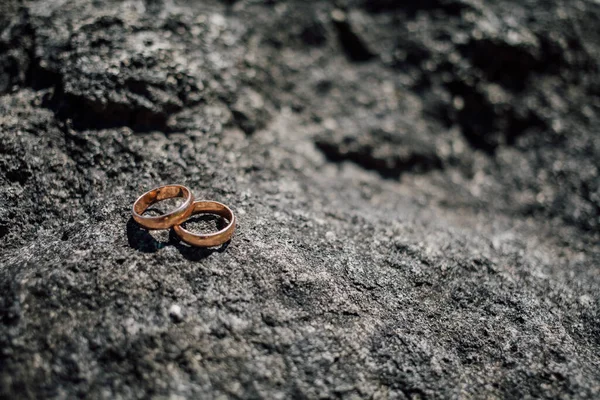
[{"xmin": 1, "ymin": 0, "xmax": 599, "ymax": 398}]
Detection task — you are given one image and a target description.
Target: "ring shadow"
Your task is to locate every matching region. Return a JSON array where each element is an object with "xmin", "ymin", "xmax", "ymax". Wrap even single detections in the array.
[
  {"xmin": 126, "ymin": 217, "xmax": 169, "ymax": 253},
  {"xmin": 126, "ymin": 214, "xmax": 231, "ymax": 261}
]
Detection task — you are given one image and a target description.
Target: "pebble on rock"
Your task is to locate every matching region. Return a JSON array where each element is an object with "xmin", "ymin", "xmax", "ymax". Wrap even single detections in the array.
[{"xmin": 168, "ymin": 304, "xmax": 183, "ymax": 323}]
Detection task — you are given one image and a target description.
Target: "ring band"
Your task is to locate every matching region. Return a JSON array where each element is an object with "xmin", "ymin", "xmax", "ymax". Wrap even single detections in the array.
[
  {"xmin": 173, "ymin": 200, "xmax": 236, "ymax": 247},
  {"xmin": 132, "ymin": 184, "xmax": 195, "ymax": 230}
]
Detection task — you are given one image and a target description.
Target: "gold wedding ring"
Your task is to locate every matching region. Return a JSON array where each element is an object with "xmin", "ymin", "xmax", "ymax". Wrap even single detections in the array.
[
  {"xmin": 173, "ymin": 201, "xmax": 236, "ymax": 247},
  {"xmin": 132, "ymin": 185, "xmax": 235, "ymax": 248},
  {"xmin": 132, "ymin": 184, "xmax": 194, "ymax": 230}
]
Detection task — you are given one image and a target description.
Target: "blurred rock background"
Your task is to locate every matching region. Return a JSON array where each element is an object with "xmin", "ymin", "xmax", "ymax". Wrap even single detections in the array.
[{"xmin": 1, "ymin": 0, "xmax": 599, "ymax": 398}]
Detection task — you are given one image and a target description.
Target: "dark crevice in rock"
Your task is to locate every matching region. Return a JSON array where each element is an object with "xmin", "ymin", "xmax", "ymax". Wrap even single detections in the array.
[
  {"xmin": 448, "ymin": 83, "xmax": 497, "ymax": 154},
  {"xmin": 44, "ymin": 81, "xmax": 171, "ymax": 133},
  {"xmin": 0, "ymin": 281, "xmax": 20, "ymax": 326},
  {"xmin": 445, "ymin": 80, "xmax": 547, "ymax": 154},
  {"xmin": 231, "ymin": 109, "xmax": 255, "ymax": 135},
  {"xmin": 27, "ymin": 61, "xmax": 61, "ymax": 92},
  {"xmin": 315, "ymin": 131, "xmax": 443, "ymax": 179},
  {"xmin": 332, "ymin": 12, "xmax": 375, "ymax": 62},
  {"xmin": 390, "ymin": 39, "xmax": 432, "ymax": 71},
  {"xmin": 457, "ymin": 33, "xmax": 595, "ymax": 93},
  {"xmin": 505, "ymin": 109, "xmax": 547, "ymax": 146},
  {"xmin": 457, "ymin": 27, "xmax": 597, "ymax": 93},
  {"xmin": 4, "ymin": 167, "xmax": 32, "ymax": 185},
  {"xmin": 0, "ymin": 223, "xmax": 8, "ymax": 239},
  {"xmin": 458, "ymin": 39, "xmax": 540, "ymax": 92},
  {"xmin": 300, "ymin": 20, "xmax": 328, "ymax": 47},
  {"xmin": 364, "ymin": 0, "xmax": 473, "ymax": 16}
]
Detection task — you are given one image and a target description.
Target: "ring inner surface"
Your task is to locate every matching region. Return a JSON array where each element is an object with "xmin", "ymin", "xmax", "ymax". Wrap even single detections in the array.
[
  {"xmin": 180, "ymin": 202, "xmax": 233, "ymax": 235},
  {"xmin": 134, "ymin": 186, "xmax": 187, "ymax": 216}
]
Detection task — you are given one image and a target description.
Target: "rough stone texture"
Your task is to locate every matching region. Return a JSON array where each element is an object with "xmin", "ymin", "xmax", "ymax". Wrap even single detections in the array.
[{"xmin": 1, "ymin": 0, "xmax": 599, "ymax": 398}]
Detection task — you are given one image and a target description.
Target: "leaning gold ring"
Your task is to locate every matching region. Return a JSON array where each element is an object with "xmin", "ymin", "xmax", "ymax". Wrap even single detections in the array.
[
  {"xmin": 132, "ymin": 184, "xmax": 195, "ymax": 230},
  {"xmin": 173, "ymin": 200, "xmax": 236, "ymax": 247}
]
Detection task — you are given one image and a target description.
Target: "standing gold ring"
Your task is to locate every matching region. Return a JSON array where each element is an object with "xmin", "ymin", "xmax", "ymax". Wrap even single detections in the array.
[
  {"xmin": 132, "ymin": 184, "xmax": 195, "ymax": 230},
  {"xmin": 173, "ymin": 200, "xmax": 236, "ymax": 247}
]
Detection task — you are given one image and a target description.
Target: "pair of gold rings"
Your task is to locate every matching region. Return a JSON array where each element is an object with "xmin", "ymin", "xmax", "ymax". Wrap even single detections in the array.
[{"xmin": 132, "ymin": 184, "xmax": 235, "ymax": 247}]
